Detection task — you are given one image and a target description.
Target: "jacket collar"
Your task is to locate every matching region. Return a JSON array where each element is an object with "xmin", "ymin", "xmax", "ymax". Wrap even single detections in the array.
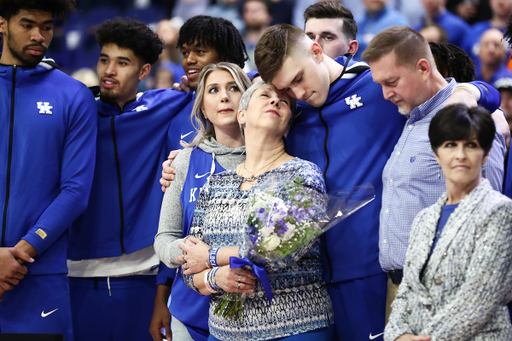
[{"xmin": 0, "ymin": 56, "xmax": 57, "ymax": 87}]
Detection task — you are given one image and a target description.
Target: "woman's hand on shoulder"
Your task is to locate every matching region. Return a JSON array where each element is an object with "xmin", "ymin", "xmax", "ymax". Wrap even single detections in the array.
[
  {"xmin": 179, "ymin": 236, "xmax": 211, "ymax": 275},
  {"xmin": 215, "ymin": 265, "xmax": 256, "ymax": 294}
]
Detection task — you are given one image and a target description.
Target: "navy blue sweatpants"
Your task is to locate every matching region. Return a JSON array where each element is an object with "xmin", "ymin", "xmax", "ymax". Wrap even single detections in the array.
[
  {"xmin": 69, "ymin": 275, "xmax": 156, "ymax": 341},
  {"xmin": 328, "ymin": 272, "xmax": 387, "ymax": 341}
]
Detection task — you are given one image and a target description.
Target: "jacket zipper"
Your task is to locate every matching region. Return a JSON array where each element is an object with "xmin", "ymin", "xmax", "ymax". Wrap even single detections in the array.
[
  {"xmin": 318, "ymin": 107, "xmax": 333, "ymax": 283},
  {"xmin": 2, "ymin": 66, "xmax": 16, "ymax": 247},
  {"xmin": 111, "ymin": 116, "xmax": 126, "ymax": 254}
]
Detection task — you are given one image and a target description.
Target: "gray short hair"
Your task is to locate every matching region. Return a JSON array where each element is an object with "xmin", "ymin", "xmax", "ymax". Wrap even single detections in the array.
[
  {"xmin": 238, "ymin": 80, "xmax": 298, "ymax": 139},
  {"xmin": 238, "ymin": 80, "xmax": 297, "ymax": 115},
  {"xmin": 238, "ymin": 80, "xmax": 266, "ymax": 111}
]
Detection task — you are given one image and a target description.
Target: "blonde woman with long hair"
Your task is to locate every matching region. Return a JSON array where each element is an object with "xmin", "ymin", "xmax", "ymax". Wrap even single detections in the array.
[{"xmin": 154, "ymin": 62, "xmax": 252, "ymax": 341}]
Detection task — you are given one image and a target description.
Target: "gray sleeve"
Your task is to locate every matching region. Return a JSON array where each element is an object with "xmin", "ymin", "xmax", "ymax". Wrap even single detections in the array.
[
  {"xmin": 483, "ymin": 127, "xmax": 506, "ymax": 192},
  {"xmin": 154, "ymin": 148, "xmax": 193, "ymax": 268}
]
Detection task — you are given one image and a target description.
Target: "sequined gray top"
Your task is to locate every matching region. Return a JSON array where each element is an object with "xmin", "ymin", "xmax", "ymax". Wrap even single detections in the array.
[
  {"xmin": 385, "ymin": 179, "xmax": 512, "ymax": 341},
  {"xmin": 184, "ymin": 158, "xmax": 334, "ymax": 341}
]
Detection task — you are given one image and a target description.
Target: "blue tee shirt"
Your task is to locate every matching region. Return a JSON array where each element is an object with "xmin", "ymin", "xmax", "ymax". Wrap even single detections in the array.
[
  {"xmin": 420, "ymin": 202, "xmax": 458, "ymax": 277},
  {"xmin": 432, "ymin": 203, "xmax": 459, "ymax": 251}
]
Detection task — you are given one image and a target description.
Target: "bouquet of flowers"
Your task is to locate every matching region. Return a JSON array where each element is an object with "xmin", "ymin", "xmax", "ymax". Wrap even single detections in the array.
[{"xmin": 214, "ymin": 175, "xmax": 375, "ymax": 321}]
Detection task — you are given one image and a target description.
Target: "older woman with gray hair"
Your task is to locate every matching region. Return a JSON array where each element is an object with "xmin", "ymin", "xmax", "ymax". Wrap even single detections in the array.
[
  {"xmin": 175, "ymin": 80, "xmax": 334, "ymax": 341},
  {"xmin": 386, "ymin": 104, "xmax": 512, "ymax": 341}
]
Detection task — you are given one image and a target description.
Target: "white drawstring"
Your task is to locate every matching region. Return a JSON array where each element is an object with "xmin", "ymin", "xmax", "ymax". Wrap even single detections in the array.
[{"xmin": 107, "ymin": 276, "xmax": 112, "ymax": 297}]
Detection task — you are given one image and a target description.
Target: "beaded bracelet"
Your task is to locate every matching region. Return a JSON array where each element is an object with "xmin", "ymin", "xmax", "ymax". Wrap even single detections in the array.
[
  {"xmin": 207, "ymin": 267, "xmax": 215, "ymax": 290},
  {"xmin": 208, "ymin": 267, "xmax": 221, "ymax": 291},
  {"xmin": 204, "ymin": 269, "xmax": 217, "ymax": 294},
  {"xmin": 209, "ymin": 247, "xmax": 220, "ymax": 267}
]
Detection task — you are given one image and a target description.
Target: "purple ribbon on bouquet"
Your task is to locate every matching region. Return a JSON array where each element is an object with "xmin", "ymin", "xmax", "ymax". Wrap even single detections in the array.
[{"xmin": 229, "ymin": 257, "xmax": 274, "ymax": 306}]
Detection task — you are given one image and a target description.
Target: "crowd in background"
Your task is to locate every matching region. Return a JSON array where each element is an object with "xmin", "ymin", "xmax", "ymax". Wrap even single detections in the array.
[{"xmin": 23, "ymin": 0, "xmax": 512, "ymax": 131}]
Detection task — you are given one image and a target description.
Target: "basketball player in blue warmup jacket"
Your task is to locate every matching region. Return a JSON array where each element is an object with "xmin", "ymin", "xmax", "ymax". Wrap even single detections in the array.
[
  {"xmin": 254, "ymin": 24, "xmax": 500, "ymax": 341},
  {"xmin": 66, "ymin": 19, "xmax": 192, "ymax": 341},
  {"xmin": 0, "ymin": 1, "xmax": 97, "ymax": 339}
]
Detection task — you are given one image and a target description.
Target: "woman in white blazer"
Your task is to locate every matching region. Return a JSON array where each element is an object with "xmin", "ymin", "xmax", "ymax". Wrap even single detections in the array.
[{"xmin": 386, "ymin": 104, "xmax": 512, "ymax": 341}]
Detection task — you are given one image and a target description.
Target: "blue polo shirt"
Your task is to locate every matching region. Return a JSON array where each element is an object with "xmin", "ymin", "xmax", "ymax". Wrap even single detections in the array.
[
  {"xmin": 476, "ymin": 65, "xmax": 512, "ymax": 85},
  {"xmin": 416, "ymin": 9, "xmax": 470, "ymax": 47}
]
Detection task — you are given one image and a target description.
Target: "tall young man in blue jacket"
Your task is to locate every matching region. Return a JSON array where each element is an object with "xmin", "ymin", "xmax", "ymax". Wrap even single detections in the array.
[
  {"xmin": 66, "ymin": 18, "xmax": 192, "ymax": 341},
  {"xmin": 0, "ymin": 0, "xmax": 97, "ymax": 339},
  {"xmin": 254, "ymin": 24, "xmax": 500, "ymax": 341}
]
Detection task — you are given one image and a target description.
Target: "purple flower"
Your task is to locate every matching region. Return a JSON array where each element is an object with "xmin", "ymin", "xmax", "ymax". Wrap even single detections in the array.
[
  {"xmin": 277, "ymin": 225, "xmax": 288, "ymax": 237},
  {"xmin": 246, "ymin": 225, "xmax": 255, "ymax": 234},
  {"xmin": 257, "ymin": 209, "xmax": 269, "ymax": 222},
  {"xmin": 249, "ymin": 234, "xmax": 258, "ymax": 245}
]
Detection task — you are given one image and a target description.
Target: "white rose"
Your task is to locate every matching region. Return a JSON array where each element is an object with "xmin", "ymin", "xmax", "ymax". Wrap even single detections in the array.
[
  {"xmin": 260, "ymin": 226, "xmax": 273, "ymax": 238},
  {"xmin": 265, "ymin": 235, "xmax": 281, "ymax": 251},
  {"xmin": 282, "ymin": 222, "xmax": 296, "ymax": 241}
]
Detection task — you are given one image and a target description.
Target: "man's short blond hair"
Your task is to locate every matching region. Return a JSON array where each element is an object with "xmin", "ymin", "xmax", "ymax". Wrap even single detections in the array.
[
  {"xmin": 254, "ymin": 24, "xmax": 308, "ymax": 83},
  {"xmin": 362, "ymin": 26, "xmax": 435, "ymax": 69}
]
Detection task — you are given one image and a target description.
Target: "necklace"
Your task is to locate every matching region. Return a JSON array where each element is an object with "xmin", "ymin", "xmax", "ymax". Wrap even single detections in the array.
[{"xmin": 239, "ymin": 149, "xmax": 286, "ymax": 183}]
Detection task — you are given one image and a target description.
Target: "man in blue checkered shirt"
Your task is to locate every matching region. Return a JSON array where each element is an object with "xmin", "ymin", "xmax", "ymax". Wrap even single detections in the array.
[{"xmin": 363, "ymin": 26, "xmax": 506, "ymax": 322}]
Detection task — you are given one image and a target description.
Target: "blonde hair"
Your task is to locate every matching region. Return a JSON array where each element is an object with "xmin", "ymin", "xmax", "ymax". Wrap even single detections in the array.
[{"xmin": 182, "ymin": 62, "xmax": 252, "ymax": 148}]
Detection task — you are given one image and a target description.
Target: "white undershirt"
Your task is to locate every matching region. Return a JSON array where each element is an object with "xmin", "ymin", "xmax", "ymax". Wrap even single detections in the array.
[{"xmin": 67, "ymin": 245, "xmax": 159, "ymax": 278}]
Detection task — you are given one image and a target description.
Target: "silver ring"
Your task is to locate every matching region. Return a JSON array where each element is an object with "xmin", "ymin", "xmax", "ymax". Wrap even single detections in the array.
[
  {"xmin": 237, "ymin": 283, "xmax": 241, "ymax": 290},
  {"xmin": 182, "ymin": 254, "xmax": 185, "ymax": 262},
  {"xmin": 238, "ymin": 275, "xmax": 242, "ymax": 283}
]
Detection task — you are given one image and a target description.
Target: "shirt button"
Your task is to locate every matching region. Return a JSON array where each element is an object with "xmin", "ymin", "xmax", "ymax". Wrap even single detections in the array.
[
  {"xmin": 407, "ymin": 259, "xmax": 411, "ymax": 266},
  {"xmin": 389, "ymin": 179, "xmax": 393, "ymax": 183},
  {"xmin": 385, "ymin": 209, "xmax": 389, "ymax": 213},
  {"xmin": 426, "ymin": 305, "xmax": 432, "ymax": 311},
  {"xmin": 408, "ymin": 125, "xmax": 413, "ymax": 129},
  {"xmin": 396, "ymin": 151, "xmax": 401, "ymax": 156},
  {"xmin": 406, "ymin": 308, "xmax": 412, "ymax": 314},
  {"xmin": 383, "ymin": 239, "xmax": 387, "ymax": 244},
  {"xmin": 435, "ymin": 278, "xmax": 442, "ymax": 285},
  {"xmin": 442, "ymin": 253, "xmax": 447, "ymax": 259}
]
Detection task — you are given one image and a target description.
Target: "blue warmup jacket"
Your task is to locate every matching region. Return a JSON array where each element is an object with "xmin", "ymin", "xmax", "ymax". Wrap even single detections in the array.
[
  {"xmin": 68, "ymin": 89, "xmax": 193, "ymax": 259},
  {"xmin": 0, "ymin": 58, "xmax": 97, "ymax": 275},
  {"xmin": 287, "ymin": 56, "xmax": 501, "ymax": 283},
  {"xmin": 287, "ymin": 57, "xmax": 405, "ymax": 283},
  {"xmin": 167, "ymin": 92, "xmax": 196, "ymax": 152}
]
